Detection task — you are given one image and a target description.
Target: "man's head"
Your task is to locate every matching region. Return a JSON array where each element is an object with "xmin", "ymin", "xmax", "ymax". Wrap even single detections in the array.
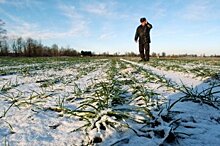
[{"xmin": 140, "ymin": 17, "xmax": 147, "ymax": 26}]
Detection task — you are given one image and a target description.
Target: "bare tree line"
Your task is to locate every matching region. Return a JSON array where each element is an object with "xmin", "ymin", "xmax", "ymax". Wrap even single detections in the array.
[
  {"xmin": 0, "ymin": 19, "xmax": 9, "ymax": 56},
  {"xmin": 0, "ymin": 19, "xmax": 80, "ymax": 57}
]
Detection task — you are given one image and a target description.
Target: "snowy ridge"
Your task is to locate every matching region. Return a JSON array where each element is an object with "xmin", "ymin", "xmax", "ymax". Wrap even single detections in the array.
[{"xmin": 120, "ymin": 59, "xmax": 203, "ymax": 87}]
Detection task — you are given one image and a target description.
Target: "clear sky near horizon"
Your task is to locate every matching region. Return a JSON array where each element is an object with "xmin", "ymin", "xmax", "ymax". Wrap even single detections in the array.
[{"xmin": 0, "ymin": 0, "xmax": 220, "ymax": 55}]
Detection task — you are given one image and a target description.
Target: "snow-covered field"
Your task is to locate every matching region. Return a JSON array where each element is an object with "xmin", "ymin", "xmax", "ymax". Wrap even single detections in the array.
[{"xmin": 0, "ymin": 57, "xmax": 220, "ymax": 146}]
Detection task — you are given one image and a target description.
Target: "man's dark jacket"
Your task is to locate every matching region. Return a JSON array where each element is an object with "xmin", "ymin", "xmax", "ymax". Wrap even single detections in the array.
[{"xmin": 135, "ymin": 23, "xmax": 153, "ymax": 44}]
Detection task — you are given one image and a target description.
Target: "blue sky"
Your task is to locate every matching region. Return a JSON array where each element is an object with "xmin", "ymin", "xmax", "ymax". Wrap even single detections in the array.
[{"xmin": 0, "ymin": 0, "xmax": 220, "ymax": 55}]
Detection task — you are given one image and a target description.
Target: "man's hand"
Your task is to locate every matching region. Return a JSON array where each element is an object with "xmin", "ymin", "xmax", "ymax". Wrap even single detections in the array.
[{"xmin": 147, "ymin": 23, "xmax": 152, "ymax": 29}]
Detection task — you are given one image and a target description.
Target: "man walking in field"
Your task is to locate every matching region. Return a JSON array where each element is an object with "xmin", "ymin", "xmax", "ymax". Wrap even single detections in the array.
[{"xmin": 135, "ymin": 17, "xmax": 153, "ymax": 61}]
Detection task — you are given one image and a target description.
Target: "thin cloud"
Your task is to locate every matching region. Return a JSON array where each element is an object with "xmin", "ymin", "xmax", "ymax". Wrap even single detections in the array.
[
  {"xmin": 58, "ymin": 3, "xmax": 90, "ymax": 36},
  {"xmin": 59, "ymin": 4, "xmax": 82, "ymax": 19},
  {"xmin": 0, "ymin": 0, "xmax": 5, "ymax": 3},
  {"xmin": 182, "ymin": 26, "xmax": 220, "ymax": 37},
  {"xmin": 0, "ymin": 0, "xmax": 43, "ymax": 9},
  {"xmin": 0, "ymin": 8, "xmax": 40, "ymax": 39},
  {"xmin": 182, "ymin": 1, "xmax": 213, "ymax": 21},
  {"xmin": 7, "ymin": 20, "xmax": 58, "ymax": 40},
  {"xmin": 98, "ymin": 32, "xmax": 116, "ymax": 40},
  {"xmin": 82, "ymin": 1, "xmax": 119, "ymax": 18},
  {"xmin": 151, "ymin": 1, "xmax": 167, "ymax": 19},
  {"xmin": 83, "ymin": 3, "xmax": 109, "ymax": 16},
  {"xmin": 1, "ymin": 3, "xmax": 90, "ymax": 40}
]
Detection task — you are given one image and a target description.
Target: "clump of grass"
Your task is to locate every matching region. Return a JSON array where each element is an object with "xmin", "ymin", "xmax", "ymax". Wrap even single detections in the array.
[
  {"xmin": 56, "ymin": 96, "xmax": 65, "ymax": 110},
  {"xmin": 129, "ymin": 64, "xmax": 179, "ymax": 92},
  {"xmin": 73, "ymin": 82, "xmax": 83, "ymax": 97},
  {"xmin": 0, "ymin": 102, "xmax": 16, "ymax": 118},
  {"xmin": 3, "ymin": 137, "xmax": 10, "ymax": 146},
  {"xmin": 1, "ymin": 89, "xmax": 47, "ymax": 110},
  {"xmin": 36, "ymin": 77, "xmax": 63, "ymax": 88},
  {"xmin": 0, "ymin": 78, "xmax": 20, "ymax": 93},
  {"xmin": 179, "ymin": 82, "xmax": 220, "ymax": 109}
]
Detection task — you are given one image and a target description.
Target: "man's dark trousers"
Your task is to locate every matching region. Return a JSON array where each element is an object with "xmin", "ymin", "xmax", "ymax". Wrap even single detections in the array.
[{"xmin": 139, "ymin": 42, "xmax": 150, "ymax": 61}]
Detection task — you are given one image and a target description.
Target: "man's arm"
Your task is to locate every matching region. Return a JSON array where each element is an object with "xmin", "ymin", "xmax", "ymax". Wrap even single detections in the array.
[
  {"xmin": 147, "ymin": 22, "xmax": 153, "ymax": 29},
  {"xmin": 134, "ymin": 28, "xmax": 139, "ymax": 42}
]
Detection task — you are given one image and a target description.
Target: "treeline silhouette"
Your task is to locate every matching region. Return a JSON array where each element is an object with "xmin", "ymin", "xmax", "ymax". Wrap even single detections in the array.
[
  {"xmin": 0, "ymin": 36, "xmax": 80, "ymax": 57},
  {"xmin": 3, "ymin": 37, "xmax": 79, "ymax": 57},
  {"xmin": 0, "ymin": 19, "xmax": 80, "ymax": 57}
]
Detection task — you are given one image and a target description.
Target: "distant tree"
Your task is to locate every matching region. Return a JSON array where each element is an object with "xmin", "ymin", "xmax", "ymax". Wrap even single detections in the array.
[
  {"xmin": 51, "ymin": 44, "xmax": 58, "ymax": 50},
  {"xmin": 12, "ymin": 39, "xmax": 18, "ymax": 56},
  {"xmin": 124, "ymin": 52, "xmax": 137, "ymax": 57},
  {"xmin": 0, "ymin": 40, "xmax": 9, "ymax": 56},
  {"xmin": 101, "ymin": 52, "xmax": 109, "ymax": 56},
  {"xmin": 151, "ymin": 52, "xmax": 157, "ymax": 57},
  {"xmin": 24, "ymin": 38, "xmax": 42, "ymax": 57},
  {"xmin": 51, "ymin": 44, "xmax": 59, "ymax": 56},
  {"xmin": 32, "ymin": 40, "xmax": 39, "ymax": 56},
  {"xmin": 42, "ymin": 46, "xmax": 51, "ymax": 56},
  {"xmin": 162, "ymin": 52, "xmax": 166, "ymax": 57},
  {"xmin": 0, "ymin": 19, "xmax": 7, "ymax": 41},
  {"xmin": 114, "ymin": 52, "xmax": 119, "ymax": 56},
  {"xmin": 157, "ymin": 53, "xmax": 160, "ymax": 58},
  {"xmin": 26, "ymin": 38, "xmax": 34, "ymax": 56},
  {"xmin": 37, "ymin": 42, "xmax": 44, "ymax": 56},
  {"xmin": 61, "ymin": 48, "xmax": 79, "ymax": 56},
  {"xmin": 0, "ymin": 19, "xmax": 8, "ymax": 56},
  {"xmin": 17, "ymin": 37, "xmax": 24, "ymax": 55}
]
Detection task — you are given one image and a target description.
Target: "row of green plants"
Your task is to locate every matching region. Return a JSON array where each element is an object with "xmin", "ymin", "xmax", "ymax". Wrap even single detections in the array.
[
  {"xmin": 36, "ymin": 60, "xmax": 108, "ymax": 88},
  {"xmin": 135, "ymin": 58, "xmax": 220, "ymax": 79},
  {"xmin": 0, "ymin": 88, "xmax": 51, "ymax": 143},
  {"xmin": 45, "ymin": 60, "xmax": 185, "ymax": 145},
  {"xmin": 0, "ymin": 57, "xmax": 94, "ymax": 68},
  {"xmin": 0, "ymin": 59, "xmax": 109, "ymax": 144},
  {"xmin": 0, "ymin": 59, "xmax": 108, "ymax": 93},
  {"xmin": 1, "ymin": 58, "xmax": 219, "ymax": 145},
  {"xmin": 125, "ymin": 60, "xmax": 220, "ymax": 109},
  {"xmin": 0, "ymin": 58, "xmax": 96, "ymax": 76}
]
